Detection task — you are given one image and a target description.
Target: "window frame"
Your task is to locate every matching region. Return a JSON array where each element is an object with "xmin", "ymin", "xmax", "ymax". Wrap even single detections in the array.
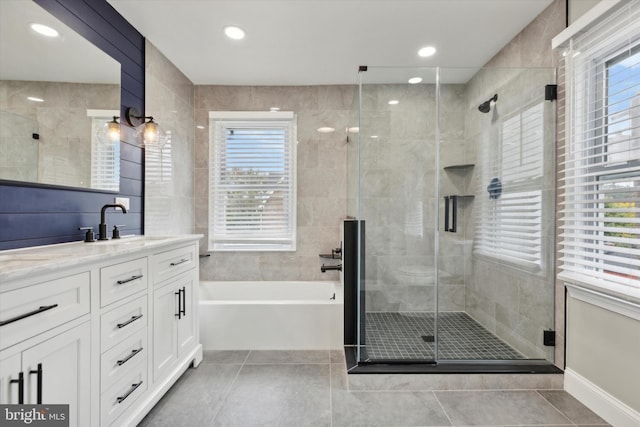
[
  {"xmin": 208, "ymin": 111, "xmax": 297, "ymax": 252},
  {"xmin": 474, "ymin": 101, "xmax": 548, "ymax": 274},
  {"xmin": 560, "ymin": 32, "xmax": 640, "ymax": 298}
]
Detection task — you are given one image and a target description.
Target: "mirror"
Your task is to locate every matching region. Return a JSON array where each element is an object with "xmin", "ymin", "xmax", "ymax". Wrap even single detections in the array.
[{"xmin": 0, "ymin": 0, "xmax": 121, "ymax": 192}]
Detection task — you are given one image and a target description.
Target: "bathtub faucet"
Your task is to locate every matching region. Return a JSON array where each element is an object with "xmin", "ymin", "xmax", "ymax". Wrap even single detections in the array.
[{"xmin": 321, "ymin": 264, "xmax": 342, "ymax": 273}]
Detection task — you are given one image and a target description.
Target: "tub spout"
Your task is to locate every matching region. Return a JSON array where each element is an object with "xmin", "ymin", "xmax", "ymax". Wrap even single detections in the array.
[{"xmin": 321, "ymin": 264, "xmax": 342, "ymax": 273}]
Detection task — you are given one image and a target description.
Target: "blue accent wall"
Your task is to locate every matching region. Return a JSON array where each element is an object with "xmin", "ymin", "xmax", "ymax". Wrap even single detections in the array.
[{"xmin": 0, "ymin": 0, "xmax": 145, "ymax": 250}]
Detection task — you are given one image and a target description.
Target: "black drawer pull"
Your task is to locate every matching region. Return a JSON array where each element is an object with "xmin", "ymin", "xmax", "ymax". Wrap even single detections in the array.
[
  {"xmin": 116, "ymin": 314, "xmax": 143, "ymax": 329},
  {"xmin": 0, "ymin": 304, "xmax": 58, "ymax": 327},
  {"xmin": 117, "ymin": 347, "xmax": 143, "ymax": 366},
  {"xmin": 174, "ymin": 289, "xmax": 182, "ymax": 319},
  {"xmin": 180, "ymin": 286, "xmax": 186, "ymax": 317},
  {"xmin": 9, "ymin": 372, "xmax": 24, "ymax": 404},
  {"xmin": 169, "ymin": 258, "xmax": 189, "ymax": 267},
  {"xmin": 29, "ymin": 363, "xmax": 43, "ymax": 404},
  {"xmin": 116, "ymin": 381, "xmax": 143, "ymax": 404},
  {"xmin": 116, "ymin": 275, "xmax": 143, "ymax": 285}
]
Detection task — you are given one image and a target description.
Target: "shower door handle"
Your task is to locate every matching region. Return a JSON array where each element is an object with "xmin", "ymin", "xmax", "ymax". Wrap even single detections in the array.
[
  {"xmin": 450, "ymin": 196, "xmax": 457, "ymax": 233},
  {"xmin": 443, "ymin": 196, "xmax": 457, "ymax": 233},
  {"xmin": 444, "ymin": 196, "xmax": 450, "ymax": 231}
]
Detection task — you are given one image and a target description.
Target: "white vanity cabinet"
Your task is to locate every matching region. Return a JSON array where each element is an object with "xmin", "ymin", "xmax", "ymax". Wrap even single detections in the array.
[
  {"xmin": 0, "ymin": 323, "xmax": 91, "ymax": 426},
  {"xmin": 0, "ymin": 271, "xmax": 92, "ymax": 427},
  {"xmin": 152, "ymin": 244, "xmax": 198, "ymax": 381},
  {"xmin": 0, "ymin": 235, "xmax": 203, "ymax": 427},
  {"xmin": 153, "ymin": 270, "xmax": 197, "ymax": 380}
]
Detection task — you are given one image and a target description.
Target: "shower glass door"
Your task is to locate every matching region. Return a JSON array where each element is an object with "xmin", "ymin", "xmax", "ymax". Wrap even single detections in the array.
[
  {"xmin": 356, "ymin": 67, "xmax": 439, "ymax": 362},
  {"xmin": 354, "ymin": 65, "xmax": 557, "ymax": 365},
  {"xmin": 436, "ymin": 67, "xmax": 557, "ymax": 362}
]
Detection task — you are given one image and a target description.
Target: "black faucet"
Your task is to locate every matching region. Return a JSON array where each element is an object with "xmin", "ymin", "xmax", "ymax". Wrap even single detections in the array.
[{"xmin": 99, "ymin": 204, "xmax": 127, "ymax": 240}]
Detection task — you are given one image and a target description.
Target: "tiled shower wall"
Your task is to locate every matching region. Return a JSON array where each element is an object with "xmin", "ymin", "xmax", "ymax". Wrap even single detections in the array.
[
  {"xmin": 463, "ymin": 67, "xmax": 557, "ymax": 361},
  {"xmin": 358, "ymin": 81, "xmax": 467, "ymax": 313},
  {"xmin": 0, "ymin": 80, "xmax": 118, "ymax": 187},
  {"xmin": 194, "ymin": 85, "xmax": 355, "ymax": 281},
  {"xmin": 144, "ymin": 40, "xmax": 195, "ymax": 235},
  {"xmin": 463, "ymin": 0, "xmax": 566, "ymax": 362}
]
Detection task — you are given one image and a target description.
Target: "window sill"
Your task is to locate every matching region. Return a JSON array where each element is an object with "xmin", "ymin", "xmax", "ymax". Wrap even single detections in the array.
[
  {"xmin": 562, "ymin": 274, "xmax": 640, "ymax": 321},
  {"xmin": 209, "ymin": 243, "xmax": 296, "ymax": 252},
  {"xmin": 473, "ymin": 251, "xmax": 544, "ymax": 277}
]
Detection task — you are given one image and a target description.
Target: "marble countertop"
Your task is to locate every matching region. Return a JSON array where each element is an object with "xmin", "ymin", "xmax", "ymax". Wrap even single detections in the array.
[{"xmin": 0, "ymin": 234, "xmax": 203, "ymax": 283}]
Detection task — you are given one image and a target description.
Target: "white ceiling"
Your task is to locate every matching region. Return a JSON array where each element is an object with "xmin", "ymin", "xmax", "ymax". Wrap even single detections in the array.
[{"xmin": 107, "ymin": 0, "xmax": 554, "ymax": 86}]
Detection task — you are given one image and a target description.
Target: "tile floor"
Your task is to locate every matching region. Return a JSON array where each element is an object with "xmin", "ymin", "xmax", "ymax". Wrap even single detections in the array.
[
  {"xmin": 139, "ymin": 350, "xmax": 609, "ymax": 427},
  {"xmin": 364, "ymin": 312, "xmax": 524, "ymax": 360}
]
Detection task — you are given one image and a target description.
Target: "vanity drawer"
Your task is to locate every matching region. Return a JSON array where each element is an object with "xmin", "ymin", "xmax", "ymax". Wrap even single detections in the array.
[
  {"xmin": 100, "ymin": 257, "xmax": 148, "ymax": 307},
  {"xmin": 101, "ymin": 328, "xmax": 147, "ymax": 392},
  {"xmin": 0, "ymin": 272, "xmax": 90, "ymax": 349},
  {"xmin": 101, "ymin": 360, "xmax": 147, "ymax": 427},
  {"xmin": 153, "ymin": 244, "xmax": 196, "ymax": 285},
  {"xmin": 101, "ymin": 295, "xmax": 147, "ymax": 352}
]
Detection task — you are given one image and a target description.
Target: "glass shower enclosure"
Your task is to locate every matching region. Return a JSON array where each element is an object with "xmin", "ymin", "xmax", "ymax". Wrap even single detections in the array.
[{"xmin": 347, "ymin": 66, "xmax": 557, "ymax": 367}]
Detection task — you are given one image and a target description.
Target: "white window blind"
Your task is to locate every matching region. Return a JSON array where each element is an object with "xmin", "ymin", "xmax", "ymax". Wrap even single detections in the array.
[
  {"xmin": 475, "ymin": 102, "xmax": 546, "ymax": 271},
  {"xmin": 88, "ymin": 109, "xmax": 120, "ymax": 192},
  {"xmin": 559, "ymin": 1, "xmax": 640, "ymax": 294},
  {"xmin": 209, "ymin": 111, "xmax": 296, "ymax": 251}
]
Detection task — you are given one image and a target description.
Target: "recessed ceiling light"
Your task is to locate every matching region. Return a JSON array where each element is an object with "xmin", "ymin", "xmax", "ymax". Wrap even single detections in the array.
[
  {"xmin": 388, "ymin": 100, "xmax": 399, "ymax": 105},
  {"xmin": 224, "ymin": 26, "xmax": 245, "ymax": 40},
  {"xmin": 196, "ymin": 125, "xmax": 205, "ymax": 129},
  {"xmin": 348, "ymin": 127, "xmax": 359, "ymax": 133},
  {"xmin": 27, "ymin": 96, "xmax": 44, "ymax": 102},
  {"xmin": 317, "ymin": 127, "xmax": 335, "ymax": 133},
  {"xmin": 269, "ymin": 107, "xmax": 280, "ymax": 112},
  {"xmin": 418, "ymin": 46, "xmax": 436, "ymax": 58},
  {"xmin": 370, "ymin": 135, "xmax": 379, "ymax": 139},
  {"xmin": 408, "ymin": 77, "xmax": 422, "ymax": 84},
  {"xmin": 31, "ymin": 23, "xmax": 59, "ymax": 38}
]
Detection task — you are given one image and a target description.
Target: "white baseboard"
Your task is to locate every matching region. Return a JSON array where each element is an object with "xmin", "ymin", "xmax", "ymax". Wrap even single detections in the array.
[{"xmin": 564, "ymin": 368, "xmax": 640, "ymax": 427}]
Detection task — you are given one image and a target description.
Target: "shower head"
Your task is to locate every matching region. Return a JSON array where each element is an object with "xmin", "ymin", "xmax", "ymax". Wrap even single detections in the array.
[{"xmin": 478, "ymin": 94, "xmax": 498, "ymax": 113}]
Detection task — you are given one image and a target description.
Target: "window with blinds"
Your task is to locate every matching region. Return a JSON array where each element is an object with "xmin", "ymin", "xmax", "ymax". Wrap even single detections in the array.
[
  {"xmin": 559, "ymin": 2, "xmax": 640, "ymax": 295},
  {"xmin": 88, "ymin": 110, "xmax": 120, "ymax": 192},
  {"xmin": 209, "ymin": 111, "xmax": 296, "ymax": 251},
  {"xmin": 474, "ymin": 102, "xmax": 546, "ymax": 271}
]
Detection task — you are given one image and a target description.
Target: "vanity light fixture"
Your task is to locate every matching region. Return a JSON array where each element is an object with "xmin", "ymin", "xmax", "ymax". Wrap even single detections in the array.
[
  {"xmin": 30, "ymin": 23, "xmax": 59, "ymax": 38},
  {"xmin": 224, "ymin": 25, "xmax": 245, "ymax": 40},
  {"xmin": 418, "ymin": 46, "xmax": 436, "ymax": 58},
  {"xmin": 125, "ymin": 107, "xmax": 167, "ymax": 147},
  {"xmin": 96, "ymin": 116, "xmax": 121, "ymax": 144},
  {"xmin": 27, "ymin": 96, "xmax": 44, "ymax": 102},
  {"xmin": 105, "ymin": 116, "xmax": 120, "ymax": 142}
]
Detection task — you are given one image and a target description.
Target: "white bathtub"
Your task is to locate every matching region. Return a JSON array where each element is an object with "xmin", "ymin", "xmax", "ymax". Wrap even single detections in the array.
[{"xmin": 199, "ymin": 281, "xmax": 343, "ymax": 350}]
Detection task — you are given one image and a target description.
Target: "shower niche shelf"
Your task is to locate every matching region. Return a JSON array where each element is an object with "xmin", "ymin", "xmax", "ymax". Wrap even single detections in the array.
[{"xmin": 444, "ymin": 163, "xmax": 475, "ymax": 171}]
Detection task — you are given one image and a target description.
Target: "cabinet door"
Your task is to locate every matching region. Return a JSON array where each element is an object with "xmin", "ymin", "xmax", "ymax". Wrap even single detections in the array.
[
  {"xmin": 21, "ymin": 322, "xmax": 90, "ymax": 427},
  {"xmin": 152, "ymin": 282, "xmax": 179, "ymax": 381},
  {"xmin": 177, "ymin": 273, "xmax": 196, "ymax": 358},
  {"xmin": 0, "ymin": 353, "xmax": 22, "ymax": 404}
]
